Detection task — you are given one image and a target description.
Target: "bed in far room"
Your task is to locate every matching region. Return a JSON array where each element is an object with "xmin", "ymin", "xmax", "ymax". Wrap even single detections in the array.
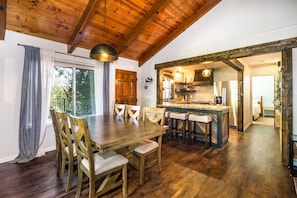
[{"xmin": 252, "ymin": 96, "xmax": 262, "ymax": 121}]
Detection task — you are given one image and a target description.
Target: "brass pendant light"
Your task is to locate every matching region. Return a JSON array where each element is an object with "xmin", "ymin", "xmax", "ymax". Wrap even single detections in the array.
[
  {"xmin": 90, "ymin": 44, "xmax": 118, "ymax": 62},
  {"xmin": 202, "ymin": 68, "xmax": 212, "ymax": 77},
  {"xmin": 90, "ymin": 0, "xmax": 118, "ymax": 62}
]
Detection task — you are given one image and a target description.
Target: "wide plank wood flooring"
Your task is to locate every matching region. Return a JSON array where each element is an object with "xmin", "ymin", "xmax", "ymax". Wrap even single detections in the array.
[{"xmin": 0, "ymin": 125, "xmax": 295, "ymax": 197}]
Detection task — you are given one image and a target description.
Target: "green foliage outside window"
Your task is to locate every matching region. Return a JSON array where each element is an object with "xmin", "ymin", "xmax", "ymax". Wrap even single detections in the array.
[{"xmin": 50, "ymin": 66, "xmax": 95, "ymax": 116}]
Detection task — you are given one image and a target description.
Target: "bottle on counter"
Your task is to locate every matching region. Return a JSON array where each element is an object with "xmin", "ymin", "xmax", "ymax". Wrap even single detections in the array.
[{"xmin": 216, "ymin": 96, "xmax": 222, "ymax": 110}]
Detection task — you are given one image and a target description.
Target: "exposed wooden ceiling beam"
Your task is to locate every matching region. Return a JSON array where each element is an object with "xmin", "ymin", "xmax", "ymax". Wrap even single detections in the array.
[
  {"xmin": 155, "ymin": 37, "xmax": 297, "ymax": 69},
  {"xmin": 67, "ymin": 0, "xmax": 101, "ymax": 53},
  {"xmin": 222, "ymin": 59, "xmax": 244, "ymax": 71},
  {"xmin": 117, "ymin": 0, "xmax": 172, "ymax": 54},
  {"xmin": 138, "ymin": 0, "xmax": 222, "ymax": 66},
  {"xmin": 0, "ymin": 0, "xmax": 6, "ymax": 40}
]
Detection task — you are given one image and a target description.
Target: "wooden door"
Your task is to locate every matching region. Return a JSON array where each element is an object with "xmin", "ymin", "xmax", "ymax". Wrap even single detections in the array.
[{"xmin": 115, "ymin": 69, "xmax": 137, "ymax": 105}]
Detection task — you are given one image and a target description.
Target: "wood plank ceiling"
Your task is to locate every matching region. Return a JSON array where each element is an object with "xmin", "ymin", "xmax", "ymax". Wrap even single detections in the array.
[{"xmin": 3, "ymin": 0, "xmax": 221, "ymax": 66}]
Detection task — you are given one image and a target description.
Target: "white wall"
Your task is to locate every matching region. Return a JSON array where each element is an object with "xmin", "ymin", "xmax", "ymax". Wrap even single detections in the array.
[{"xmin": 0, "ymin": 31, "xmax": 138, "ymax": 162}]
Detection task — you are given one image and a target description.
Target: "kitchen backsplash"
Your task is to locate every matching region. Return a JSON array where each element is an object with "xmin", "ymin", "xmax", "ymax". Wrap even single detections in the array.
[{"xmin": 174, "ymin": 85, "xmax": 214, "ymax": 104}]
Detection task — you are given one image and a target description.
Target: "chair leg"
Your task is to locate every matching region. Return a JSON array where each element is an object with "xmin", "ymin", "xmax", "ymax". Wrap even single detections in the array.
[
  {"xmin": 75, "ymin": 167, "xmax": 83, "ymax": 198},
  {"xmin": 89, "ymin": 176, "xmax": 96, "ymax": 198},
  {"xmin": 208, "ymin": 122, "xmax": 212, "ymax": 146},
  {"xmin": 158, "ymin": 147, "xmax": 162, "ymax": 172},
  {"xmin": 65, "ymin": 158, "xmax": 73, "ymax": 192},
  {"xmin": 157, "ymin": 135, "xmax": 162, "ymax": 172},
  {"xmin": 122, "ymin": 164, "xmax": 128, "ymax": 198},
  {"xmin": 60, "ymin": 154, "xmax": 66, "ymax": 179},
  {"xmin": 56, "ymin": 146, "xmax": 62, "ymax": 177},
  {"xmin": 140, "ymin": 155, "xmax": 145, "ymax": 185}
]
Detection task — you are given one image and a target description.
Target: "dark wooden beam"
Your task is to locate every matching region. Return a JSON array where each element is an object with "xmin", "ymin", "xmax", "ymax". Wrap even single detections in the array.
[
  {"xmin": 67, "ymin": 0, "xmax": 101, "ymax": 53},
  {"xmin": 155, "ymin": 37, "xmax": 297, "ymax": 69},
  {"xmin": 281, "ymin": 49, "xmax": 293, "ymax": 165},
  {"xmin": 139, "ymin": 0, "xmax": 221, "ymax": 66},
  {"xmin": 117, "ymin": 0, "xmax": 172, "ymax": 54},
  {"xmin": 222, "ymin": 59, "xmax": 244, "ymax": 71},
  {"xmin": 0, "ymin": 0, "xmax": 6, "ymax": 40},
  {"xmin": 237, "ymin": 70, "xmax": 244, "ymax": 132}
]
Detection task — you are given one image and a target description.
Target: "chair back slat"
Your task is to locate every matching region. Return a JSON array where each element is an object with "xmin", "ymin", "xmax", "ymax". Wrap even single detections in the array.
[
  {"xmin": 50, "ymin": 109, "xmax": 61, "ymax": 148},
  {"xmin": 114, "ymin": 104, "xmax": 126, "ymax": 117},
  {"xmin": 143, "ymin": 107, "xmax": 166, "ymax": 125},
  {"xmin": 125, "ymin": 105, "xmax": 141, "ymax": 119},
  {"xmin": 68, "ymin": 115, "xmax": 94, "ymax": 172},
  {"xmin": 55, "ymin": 111, "xmax": 73, "ymax": 154}
]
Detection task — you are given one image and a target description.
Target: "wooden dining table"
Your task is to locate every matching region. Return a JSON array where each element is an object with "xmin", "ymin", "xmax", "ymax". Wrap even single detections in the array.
[{"xmin": 86, "ymin": 115, "xmax": 167, "ymax": 154}]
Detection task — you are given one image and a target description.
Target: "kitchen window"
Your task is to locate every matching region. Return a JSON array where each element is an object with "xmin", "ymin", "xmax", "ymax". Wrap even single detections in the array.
[{"xmin": 50, "ymin": 62, "xmax": 96, "ymax": 116}]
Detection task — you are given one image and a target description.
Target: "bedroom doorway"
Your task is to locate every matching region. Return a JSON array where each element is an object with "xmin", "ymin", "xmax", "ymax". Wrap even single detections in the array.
[{"xmin": 252, "ymin": 75, "xmax": 275, "ymax": 126}]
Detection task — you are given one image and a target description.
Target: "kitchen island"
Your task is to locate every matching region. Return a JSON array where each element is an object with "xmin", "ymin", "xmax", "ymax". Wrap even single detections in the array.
[{"xmin": 158, "ymin": 103, "xmax": 229, "ymax": 148}]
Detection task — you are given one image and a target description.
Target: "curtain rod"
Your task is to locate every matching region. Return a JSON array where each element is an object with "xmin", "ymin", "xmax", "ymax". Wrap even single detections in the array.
[{"xmin": 17, "ymin": 43, "xmax": 92, "ymax": 60}]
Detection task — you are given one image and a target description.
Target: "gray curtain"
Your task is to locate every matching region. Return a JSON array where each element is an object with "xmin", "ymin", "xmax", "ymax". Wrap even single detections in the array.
[
  {"xmin": 103, "ymin": 62, "xmax": 110, "ymax": 115},
  {"xmin": 13, "ymin": 46, "xmax": 42, "ymax": 163}
]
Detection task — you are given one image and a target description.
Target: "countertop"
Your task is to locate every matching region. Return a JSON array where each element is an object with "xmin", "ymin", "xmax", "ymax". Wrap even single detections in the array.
[{"xmin": 158, "ymin": 102, "xmax": 229, "ymax": 111}]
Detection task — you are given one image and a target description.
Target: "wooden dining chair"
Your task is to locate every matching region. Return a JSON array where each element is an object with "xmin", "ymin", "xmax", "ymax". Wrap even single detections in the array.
[
  {"xmin": 133, "ymin": 106, "xmax": 166, "ymax": 185},
  {"xmin": 124, "ymin": 105, "xmax": 141, "ymax": 119},
  {"xmin": 114, "ymin": 104, "xmax": 126, "ymax": 117},
  {"xmin": 68, "ymin": 115, "xmax": 128, "ymax": 198},
  {"xmin": 50, "ymin": 109, "xmax": 62, "ymax": 178},
  {"xmin": 55, "ymin": 111, "xmax": 77, "ymax": 192}
]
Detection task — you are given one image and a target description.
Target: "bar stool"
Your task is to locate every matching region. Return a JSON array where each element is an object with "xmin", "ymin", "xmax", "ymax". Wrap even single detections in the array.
[
  {"xmin": 188, "ymin": 114, "xmax": 212, "ymax": 148},
  {"xmin": 164, "ymin": 111, "xmax": 171, "ymax": 140},
  {"xmin": 169, "ymin": 112, "xmax": 189, "ymax": 142}
]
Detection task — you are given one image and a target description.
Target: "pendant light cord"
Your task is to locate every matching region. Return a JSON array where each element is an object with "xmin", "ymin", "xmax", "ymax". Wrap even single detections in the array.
[{"xmin": 103, "ymin": 0, "xmax": 107, "ymax": 43}]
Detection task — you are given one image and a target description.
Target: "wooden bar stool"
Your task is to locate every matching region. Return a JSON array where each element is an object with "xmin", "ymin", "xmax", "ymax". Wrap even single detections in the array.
[
  {"xmin": 188, "ymin": 114, "xmax": 212, "ymax": 148},
  {"xmin": 169, "ymin": 112, "xmax": 189, "ymax": 142},
  {"xmin": 164, "ymin": 111, "xmax": 171, "ymax": 140}
]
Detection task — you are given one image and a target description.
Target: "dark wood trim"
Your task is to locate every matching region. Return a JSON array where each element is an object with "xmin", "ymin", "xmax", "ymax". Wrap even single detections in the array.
[
  {"xmin": 67, "ymin": 0, "xmax": 101, "ymax": 53},
  {"xmin": 139, "ymin": 0, "xmax": 222, "ymax": 66},
  {"xmin": 281, "ymin": 49, "xmax": 293, "ymax": 164},
  {"xmin": 155, "ymin": 37, "xmax": 297, "ymax": 69},
  {"xmin": 0, "ymin": 0, "xmax": 6, "ymax": 40},
  {"xmin": 222, "ymin": 59, "xmax": 244, "ymax": 71},
  {"xmin": 237, "ymin": 70, "xmax": 244, "ymax": 132}
]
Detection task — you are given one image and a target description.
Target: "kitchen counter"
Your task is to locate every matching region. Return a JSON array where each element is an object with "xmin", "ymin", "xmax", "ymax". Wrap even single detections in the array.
[
  {"xmin": 158, "ymin": 103, "xmax": 229, "ymax": 148},
  {"xmin": 160, "ymin": 102, "xmax": 229, "ymax": 112}
]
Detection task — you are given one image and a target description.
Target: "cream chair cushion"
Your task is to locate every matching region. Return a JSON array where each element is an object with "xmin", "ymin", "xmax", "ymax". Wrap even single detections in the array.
[
  {"xmin": 169, "ymin": 112, "xmax": 188, "ymax": 120},
  {"xmin": 188, "ymin": 114, "xmax": 212, "ymax": 123},
  {"xmin": 64, "ymin": 143, "xmax": 77, "ymax": 156},
  {"xmin": 82, "ymin": 151, "xmax": 128, "ymax": 175},
  {"xmin": 134, "ymin": 139, "xmax": 159, "ymax": 154}
]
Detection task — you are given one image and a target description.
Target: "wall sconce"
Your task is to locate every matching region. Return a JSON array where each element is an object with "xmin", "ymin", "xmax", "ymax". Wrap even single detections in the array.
[{"xmin": 144, "ymin": 77, "xmax": 153, "ymax": 89}]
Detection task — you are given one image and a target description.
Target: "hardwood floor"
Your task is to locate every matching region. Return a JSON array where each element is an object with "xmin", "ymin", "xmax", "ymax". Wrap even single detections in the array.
[{"xmin": 0, "ymin": 125, "xmax": 295, "ymax": 197}]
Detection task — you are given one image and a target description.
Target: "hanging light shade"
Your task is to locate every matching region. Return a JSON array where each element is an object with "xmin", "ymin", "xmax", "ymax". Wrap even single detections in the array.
[
  {"xmin": 202, "ymin": 68, "xmax": 212, "ymax": 77},
  {"xmin": 89, "ymin": 0, "xmax": 118, "ymax": 62},
  {"xmin": 90, "ymin": 44, "xmax": 118, "ymax": 62}
]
